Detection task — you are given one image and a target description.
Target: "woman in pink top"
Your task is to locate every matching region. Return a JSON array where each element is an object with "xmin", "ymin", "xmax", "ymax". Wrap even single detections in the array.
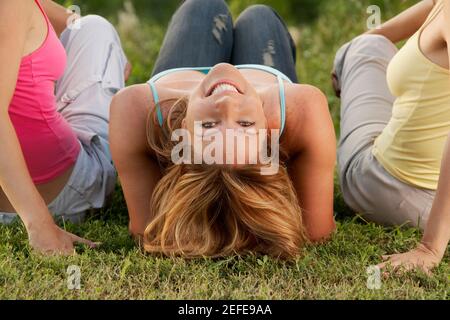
[{"xmin": 0, "ymin": 0, "xmax": 129, "ymax": 255}]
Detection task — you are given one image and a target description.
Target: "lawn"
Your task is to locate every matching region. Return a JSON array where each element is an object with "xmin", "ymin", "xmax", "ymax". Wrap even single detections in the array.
[{"xmin": 0, "ymin": 0, "xmax": 448, "ymax": 300}]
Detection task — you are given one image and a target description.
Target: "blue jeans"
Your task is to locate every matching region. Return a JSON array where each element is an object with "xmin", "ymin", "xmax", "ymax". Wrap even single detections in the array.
[{"xmin": 152, "ymin": 0, "xmax": 298, "ymax": 83}]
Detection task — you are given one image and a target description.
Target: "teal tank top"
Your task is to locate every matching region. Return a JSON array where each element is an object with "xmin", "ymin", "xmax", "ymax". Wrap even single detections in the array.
[{"xmin": 147, "ymin": 64, "xmax": 292, "ymax": 135}]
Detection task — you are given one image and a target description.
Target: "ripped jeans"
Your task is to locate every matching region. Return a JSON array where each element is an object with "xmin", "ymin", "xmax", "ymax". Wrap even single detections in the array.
[{"xmin": 152, "ymin": 0, "xmax": 298, "ymax": 83}]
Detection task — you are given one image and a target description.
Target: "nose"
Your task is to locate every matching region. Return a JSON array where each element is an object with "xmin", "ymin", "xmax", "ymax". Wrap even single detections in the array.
[
  {"xmin": 214, "ymin": 94, "xmax": 240, "ymax": 111},
  {"xmin": 213, "ymin": 95, "xmax": 241, "ymax": 125}
]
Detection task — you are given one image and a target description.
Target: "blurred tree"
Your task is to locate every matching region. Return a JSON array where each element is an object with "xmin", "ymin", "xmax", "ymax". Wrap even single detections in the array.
[
  {"xmin": 57, "ymin": 0, "xmax": 323, "ymax": 25},
  {"xmin": 57, "ymin": 0, "xmax": 181, "ymax": 24},
  {"xmin": 227, "ymin": 0, "xmax": 324, "ymax": 24}
]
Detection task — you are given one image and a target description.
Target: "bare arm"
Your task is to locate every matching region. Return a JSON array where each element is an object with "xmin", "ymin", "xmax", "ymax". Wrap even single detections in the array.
[
  {"xmin": 110, "ymin": 85, "xmax": 162, "ymax": 242},
  {"xmin": 421, "ymin": 135, "xmax": 450, "ymax": 260},
  {"xmin": 365, "ymin": 0, "xmax": 436, "ymax": 43},
  {"xmin": 378, "ymin": 134, "xmax": 450, "ymax": 274},
  {"xmin": 40, "ymin": 0, "xmax": 77, "ymax": 37},
  {"xmin": 0, "ymin": 0, "xmax": 96, "ymax": 255},
  {"xmin": 285, "ymin": 85, "xmax": 337, "ymax": 242},
  {"xmin": 423, "ymin": 0, "xmax": 450, "ymax": 259}
]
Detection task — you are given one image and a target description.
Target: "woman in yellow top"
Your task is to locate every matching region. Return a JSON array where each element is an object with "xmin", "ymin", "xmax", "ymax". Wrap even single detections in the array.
[{"xmin": 333, "ymin": 0, "xmax": 449, "ymax": 273}]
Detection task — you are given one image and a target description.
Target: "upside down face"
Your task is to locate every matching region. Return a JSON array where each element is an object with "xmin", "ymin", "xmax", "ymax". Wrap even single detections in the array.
[{"xmin": 182, "ymin": 63, "xmax": 270, "ymax": 165}]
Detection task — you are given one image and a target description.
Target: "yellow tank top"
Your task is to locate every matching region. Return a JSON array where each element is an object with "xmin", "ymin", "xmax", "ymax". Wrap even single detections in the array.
[{"xmin": 373, "ymin": 0, "xmax": 450, "ymax": 190}]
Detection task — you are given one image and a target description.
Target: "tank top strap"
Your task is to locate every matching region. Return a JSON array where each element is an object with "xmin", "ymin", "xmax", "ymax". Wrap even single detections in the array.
[
  {"xmin": 277, "ymin": 74, "xmax": 287, "ymax": 135},
  {"xmin": 148, "ymin": 67, "xmax": 212, "ymax": 126},
  {"xmin": 147, "ymin": 81, "xmax": 164, "ymax": 126},
  {"xmin": 420, "ymin": 0, "xmax": 444, "ymax": 31},
  {"xmin": 235, "ymin": 65, "xmax": 290, "ymax": 136},
  {"xmin": 34, "ymin": 0, "xmax": 50, "ymax": 24},
  {"xmin": 148, "ymin": 65, "xmax": 290, "ymax": 134}
]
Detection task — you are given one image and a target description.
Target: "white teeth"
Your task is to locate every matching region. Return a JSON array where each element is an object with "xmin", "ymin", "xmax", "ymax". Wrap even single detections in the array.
[{"xmin": 211, "ymin": 83, "xmax": 238, "ymax": 96}]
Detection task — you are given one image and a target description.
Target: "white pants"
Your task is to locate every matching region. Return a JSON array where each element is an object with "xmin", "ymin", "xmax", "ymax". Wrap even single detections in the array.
[
  {"xmin": 0, "ymin": 15, "xmax": 127, "ymax": 224},
  {"xmin": 335, "ymin": 34, "xmax": 435, "ymax": 230}
]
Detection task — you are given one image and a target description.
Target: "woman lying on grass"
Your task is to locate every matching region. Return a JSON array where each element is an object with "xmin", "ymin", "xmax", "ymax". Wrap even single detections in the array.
[
  {"xmin": 332, "ymin": 0, "xmax": 449, "ymax": 273},
  {"xmin": 110, "ymin": 0, "xmax": 336, "ymax": 259}
]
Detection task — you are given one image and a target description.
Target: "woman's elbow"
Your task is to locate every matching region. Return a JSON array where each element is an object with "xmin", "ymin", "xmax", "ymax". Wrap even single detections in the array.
[{"xmin": 307, "ymin": 220, "xmax": 336, "ymax": 243}]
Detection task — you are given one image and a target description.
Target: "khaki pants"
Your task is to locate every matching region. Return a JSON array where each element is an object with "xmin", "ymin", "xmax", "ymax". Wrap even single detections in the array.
[{"xmin": 334, "ymin": 34, "xmax": 435, "ymax": 230}]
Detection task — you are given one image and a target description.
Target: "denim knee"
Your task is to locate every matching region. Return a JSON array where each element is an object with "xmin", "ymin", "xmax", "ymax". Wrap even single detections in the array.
[
  {"xmin": 235, "ymin": 5, "xmax": 279, "ymax": 26},
  {"xmin": 180, "ymin": 0, "xmax": 230, "ymax": 16}
]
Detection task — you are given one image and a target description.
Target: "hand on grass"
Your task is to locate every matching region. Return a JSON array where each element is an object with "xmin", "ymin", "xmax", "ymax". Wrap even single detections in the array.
[
  {"xmin": 377, "ymin": 243, "xmax": 443, "ymax": 275},
  {"xmin": 27, "ymin": 220, "xmax": 99, "ymax": 256}
]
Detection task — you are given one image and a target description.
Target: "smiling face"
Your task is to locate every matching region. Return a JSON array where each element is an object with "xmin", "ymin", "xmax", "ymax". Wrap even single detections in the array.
[{"xmin": 182, "ymin": 63, "xmax": 268, "ymax": 165}]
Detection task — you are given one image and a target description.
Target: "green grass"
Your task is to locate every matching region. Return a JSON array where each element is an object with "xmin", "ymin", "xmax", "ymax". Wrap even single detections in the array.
[
  {"xmin": 1, "ymin": 190, "xmax": 448, "ymax": 299},
  {"xmin": 1, "ymin": 0, "xmax": 448, "ymax": 300}
]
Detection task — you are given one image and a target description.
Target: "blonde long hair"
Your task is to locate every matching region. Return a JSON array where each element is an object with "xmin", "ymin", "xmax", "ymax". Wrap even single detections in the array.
[{"xmin": 143, "ymin": 98, "xmax": 307, "ymax": 259}]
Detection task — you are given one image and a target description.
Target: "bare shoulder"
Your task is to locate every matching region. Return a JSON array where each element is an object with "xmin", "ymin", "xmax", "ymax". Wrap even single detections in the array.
[
  {"xmin": 283, "ymin": 83, "xmax": 330, "ymax": 134},
  {"xmin": 109, "ymin": 84, "xmax": 154, "ymax": 152},
  {"xmin": 0, "ymin": 0, "xmax": 33, "ymax": 25},
  {"xmin": 0, "ymin": 0, "xmax": 33, "ymax": 36},
  {"xmin": 284, "ymin": 83, "xmax": 329, "ymax": 117},
  {"xmin": 443, "ymin": 0, "xmax": 450, "ymax": 39},
  {"xmin": 0, "ymin": 0, "xmax": 32, "ymax": 15},
  {"xmin": 110, "ymin": 84, "xmax": 153, "ymax": 120},
  {"xmin": 112, "ymin": 84, "xmax": 152, "ymax": 107},
  {"xmin": 282, "ymin": 83, "xmax": 335, "ymax": 153}
]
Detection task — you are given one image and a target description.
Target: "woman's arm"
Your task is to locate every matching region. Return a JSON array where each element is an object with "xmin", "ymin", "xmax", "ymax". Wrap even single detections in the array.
[
  {"xmin": 378, "ymin": 134, "xmax": 450, "ymax": 274},
  {"xmin": 285, "ymin": 85, "xmax": 337, "ymax": 242},
  {"xmin": 0, "ymin": 0, "xmax": 96, "ymax": 255},
  {"xmin": 110, "ymin": 85, "xmax": 162, "ymax": 242},
  {"xmin": 421, "ymin": 134, "xmax": 450, "ymax": 260},
  {"xmin": 378, "ymin": 2, "xmax": 450, "ymax": 274},
  {"xmin": 40, "ymin": 0, "xmax": 79, "ymax": 37},
  {"xmin": 365, "ymin": 0, "xmax": 435, "ymax": 44}
]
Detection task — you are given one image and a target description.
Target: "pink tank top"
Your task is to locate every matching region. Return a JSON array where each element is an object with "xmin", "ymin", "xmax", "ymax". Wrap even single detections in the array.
[{"xmin": 8, "ymin": 0, "xmax": 80, "ymax": 185}]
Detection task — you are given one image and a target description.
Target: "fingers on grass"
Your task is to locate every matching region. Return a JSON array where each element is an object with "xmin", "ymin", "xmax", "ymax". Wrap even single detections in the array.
[
  {"xmin": 420, "ymin": 265, "xmax": 431, "ymax": 276},
  {"xmin": 381, "ymin": 255, "xmax": 392, "ymax": 261},
  {"xmin": 379, "ymin": 259, "xmax": 402, "ymax": 276},
  {"xmin": 42, "ymin": 247, "xmax": 74, "ymax": 257},
  {"xmin": 70, "ymin": 234, "xmax": 98, "ymax": 248},
  {"xmin": 377, "ymin": 262, "xmax": 386, "ymax": 270},
  {"xmin": 379, "ymin": 254, "xmax": 396, "ymax": 267}
]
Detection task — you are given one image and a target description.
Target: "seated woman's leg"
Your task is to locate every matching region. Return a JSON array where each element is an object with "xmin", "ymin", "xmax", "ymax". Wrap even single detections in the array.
[
  {"xmin": 336, "ymin": 34, "xmax": 435, "ymax": 229},
  {"xmin": 49, "ymin": 15, "xmax": 128, "ymax": 222},
  {"xmin": 152, "ymin": 0, "xmax": 233, "ymax": 75},
  {"xmin": 232, "ymin": 5, "xmax": 298, "ymax": 83}
]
